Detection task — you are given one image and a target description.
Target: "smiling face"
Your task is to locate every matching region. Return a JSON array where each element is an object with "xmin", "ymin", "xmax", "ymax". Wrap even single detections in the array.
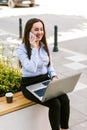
[{"xmin": 30, "ymin": 21, "xmax": 44, "ymax": 42}]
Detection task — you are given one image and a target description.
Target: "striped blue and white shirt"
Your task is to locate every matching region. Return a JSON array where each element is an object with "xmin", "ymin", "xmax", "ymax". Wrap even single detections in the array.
[{"xmin": 16, "ymin": 42, "xmax": 57, "ymax": 78}]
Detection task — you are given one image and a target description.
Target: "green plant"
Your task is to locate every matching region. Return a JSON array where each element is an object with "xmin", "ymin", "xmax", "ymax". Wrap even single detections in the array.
[
  {"xmin": 0, "ymin": 60, "xmax": 22, "ymax": 97},
  {"xmin": 0, "ymin": 43, "xmax": 22, "ymax": 97}
]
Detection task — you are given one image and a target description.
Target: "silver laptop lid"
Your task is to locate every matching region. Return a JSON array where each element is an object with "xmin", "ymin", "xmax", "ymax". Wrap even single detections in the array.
[{"xmin": 41, "ymin": 72, "xmax": 81, "ymax": 102}]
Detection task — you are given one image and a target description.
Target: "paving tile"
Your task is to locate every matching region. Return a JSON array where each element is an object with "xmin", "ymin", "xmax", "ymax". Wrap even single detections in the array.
[
  {"xmin": 75, "ymin": 88, "xmax": 87, "ymax": 98},
  {"xmin": 64, "ymin": 62, "xmax": 87, "ymax": 70},
  {"xmin": 71, "ymin": 121, "xmax": 87, "ymax": 130},
  {"xmin": 69, "ymin": 106, "xmax": 87, "ymax": 128},
  {"xmin": 79, "ymin": 72, "xmax": 87, "ymax": 84},
  {"xmin": 68, "ymin": 88, "xmax": 87, "ymax": 129},
  {"xmin": 66, "ymin": 55, "xmax": 87, "ymax": 62},
  {"xmin": 74, "ymin": 82, "xmax": 87, "ymax": 91},
  {"xmin": 68, "ymin": 91, "xmax": 87, "ymax": 108}
]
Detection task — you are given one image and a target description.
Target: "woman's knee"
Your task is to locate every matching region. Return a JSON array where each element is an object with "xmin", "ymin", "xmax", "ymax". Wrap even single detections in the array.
[
  {"xmin": 58, "ymin": 94, "xmax": 70, "ymax": 105},
  {"xmin": 44, "ymin": 98, "xmax": 61, "ymax": 110}
]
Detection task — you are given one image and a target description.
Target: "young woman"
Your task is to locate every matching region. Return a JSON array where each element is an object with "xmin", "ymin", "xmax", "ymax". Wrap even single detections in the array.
[{"xmin": 17, "ymin": 18, "xmax": 70, "ymax": 130}]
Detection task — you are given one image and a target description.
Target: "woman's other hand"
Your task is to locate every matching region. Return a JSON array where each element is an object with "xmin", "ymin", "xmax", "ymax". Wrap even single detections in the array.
[{"xmin": 52, "ymin": 76, "xmax": 58, "ymax": 81}]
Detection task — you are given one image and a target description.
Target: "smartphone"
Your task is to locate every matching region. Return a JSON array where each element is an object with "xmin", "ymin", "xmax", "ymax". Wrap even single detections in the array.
[{"xmin": 29, "ymin": 32, "xmax": 36, "ymax": 40}]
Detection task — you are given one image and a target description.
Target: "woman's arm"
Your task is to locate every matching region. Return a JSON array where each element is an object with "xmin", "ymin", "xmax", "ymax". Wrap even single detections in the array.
[
  {"xmin": 17, "ymin": 45, "xmax": 39, "ymax": 72},
  {"xmin": 47, "ymin": 65, "xmax": 58, "ymax": 80},
  {"xmin": 47, "ymin": 46, "xmax": 58, "ymax": 80}
]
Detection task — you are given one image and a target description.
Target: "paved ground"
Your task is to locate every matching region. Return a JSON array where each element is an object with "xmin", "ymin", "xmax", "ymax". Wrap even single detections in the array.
[
  {"xmin": 51, "ymin": 46, "xmax": 87, "ymax": 130},
  {"xmin": 0, "ymin": 1, "xmax": 87, "ymax": 129}
]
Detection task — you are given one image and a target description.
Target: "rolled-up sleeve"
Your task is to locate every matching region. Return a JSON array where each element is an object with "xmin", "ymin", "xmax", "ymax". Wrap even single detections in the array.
[{"xmin": 47, "ymin": 65, "xmax": 57, "ymax": 78}]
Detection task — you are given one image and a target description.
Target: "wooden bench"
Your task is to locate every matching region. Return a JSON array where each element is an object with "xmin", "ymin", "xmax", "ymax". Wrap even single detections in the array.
[
  {"xmin": 0, "ymin": 91, "xmax": 51, "ymax": 130},
  {"xmin": 0, "ymin": 91, "xmax": 36, "ymax": 116}
]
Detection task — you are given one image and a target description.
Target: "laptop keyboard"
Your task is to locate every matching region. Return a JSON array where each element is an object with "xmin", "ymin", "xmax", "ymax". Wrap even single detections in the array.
[
  {"xmin": 34, "ymin": 87, "xmax": 47, "ymax": 97},
  {"xmin": 34, "ymin": 80, "xmax": 50, "ymax": 97},
  {"xmin": 42, "ymin": 80, "xmax": 50, "ymax": 86}
]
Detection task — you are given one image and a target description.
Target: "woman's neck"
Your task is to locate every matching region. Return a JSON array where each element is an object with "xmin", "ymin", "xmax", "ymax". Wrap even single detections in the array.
[{"xmin": 36, "ymin": 41, "xmax": 40, "ymax": 49}]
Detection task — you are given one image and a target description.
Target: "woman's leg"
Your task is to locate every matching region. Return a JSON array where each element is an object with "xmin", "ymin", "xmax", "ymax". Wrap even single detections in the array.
[
  {"xmin": 21, "ymin": 76, "xmax": 70, "ymax": 130},
  {"xmin": 58, "ymin": 94, "xmax": 70, "ymax": 129},
  {"xmin": 22, "ymin": 86, "xmax": 69, "ymax": 130},
  {"xmin": 43, "ymin": 98, "xmax": 61, "ymax": 130},
  {"xmin": 22, "ymin": 87, "xmax": 61, "ymax": 130}
]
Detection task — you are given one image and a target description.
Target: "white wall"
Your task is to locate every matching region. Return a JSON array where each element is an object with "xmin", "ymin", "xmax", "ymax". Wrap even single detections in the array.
[{"xmin": 0, "ymin": 104, "xmax": 51, "ymax": 130}]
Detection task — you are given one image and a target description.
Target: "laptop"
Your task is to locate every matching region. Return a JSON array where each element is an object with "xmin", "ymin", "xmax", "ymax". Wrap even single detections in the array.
[{"xmin": 26, "ymin": 72, "xmax": 81, "ymax": 102}]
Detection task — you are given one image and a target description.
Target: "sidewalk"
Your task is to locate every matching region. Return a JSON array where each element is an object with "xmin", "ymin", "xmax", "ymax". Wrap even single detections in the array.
[{"xmin": 51, "ymin": 46, "xmax": 87, "ymax": 130}]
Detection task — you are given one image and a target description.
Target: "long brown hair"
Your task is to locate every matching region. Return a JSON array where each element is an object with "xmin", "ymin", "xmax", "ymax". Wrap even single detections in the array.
[{"xmin": 21, "ymin": 18, "xmax": 50, "ymax": 66}]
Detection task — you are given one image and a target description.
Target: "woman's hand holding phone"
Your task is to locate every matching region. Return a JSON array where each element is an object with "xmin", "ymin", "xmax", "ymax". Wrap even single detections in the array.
[{"xmin": 29, "ymin": 32, "xmax": 37, "ymax": 48}]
